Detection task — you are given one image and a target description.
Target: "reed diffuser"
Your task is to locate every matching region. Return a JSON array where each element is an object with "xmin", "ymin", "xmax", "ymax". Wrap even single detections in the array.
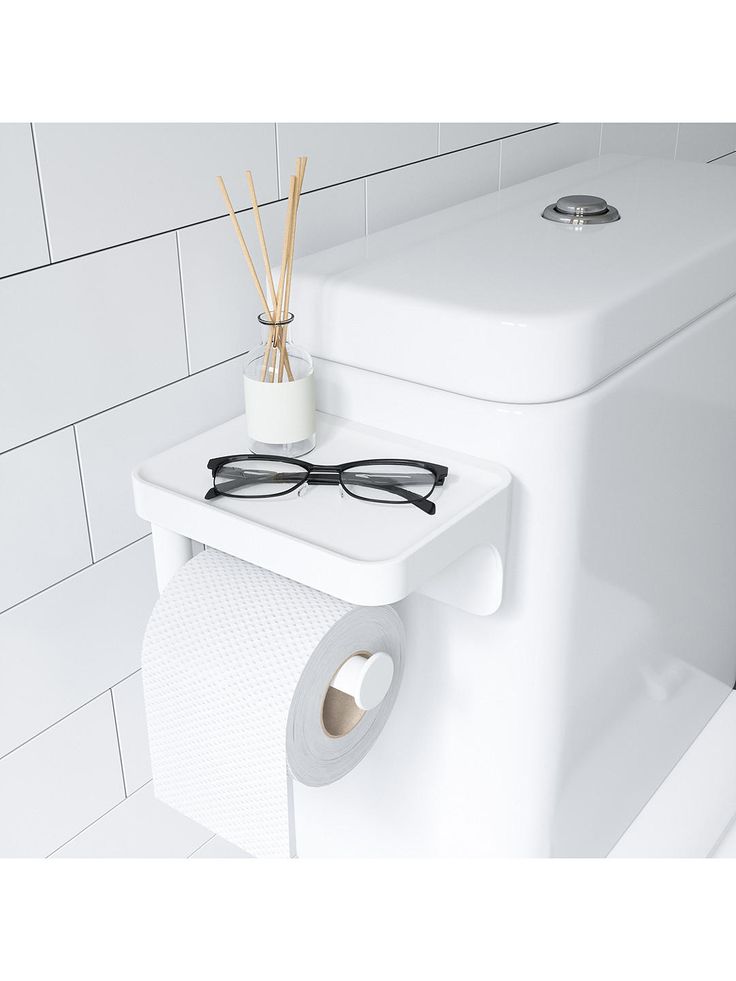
[{"xmin": 217, "ymin": 156, "xmax": 316, "ymax": 456}]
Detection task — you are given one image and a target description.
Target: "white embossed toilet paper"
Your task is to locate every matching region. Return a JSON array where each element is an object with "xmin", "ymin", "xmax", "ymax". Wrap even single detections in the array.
[{"xmin": 142, "ymin": 548, "xmax": 404, "ymax": 858}]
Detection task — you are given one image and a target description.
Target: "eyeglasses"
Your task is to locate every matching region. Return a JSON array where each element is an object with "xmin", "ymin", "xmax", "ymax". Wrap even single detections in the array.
[{"xmin": 205, "ymin": 455, "xmax": 449, "ymax": 515}]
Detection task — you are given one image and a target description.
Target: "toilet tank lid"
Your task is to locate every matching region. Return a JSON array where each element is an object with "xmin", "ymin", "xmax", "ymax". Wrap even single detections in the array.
[{"xmin": 292, "ymin": 154, "xmax": 736, "ymax": 403}]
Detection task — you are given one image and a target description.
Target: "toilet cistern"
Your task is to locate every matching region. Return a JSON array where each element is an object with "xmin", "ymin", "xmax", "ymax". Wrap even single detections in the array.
[
  {"xmin": 542, "ymin": 193, "xmax": 620, "ymax": 225},
  {"xmin": 330, "ymin": 652, "xmax": 394, "ymax": 710}
]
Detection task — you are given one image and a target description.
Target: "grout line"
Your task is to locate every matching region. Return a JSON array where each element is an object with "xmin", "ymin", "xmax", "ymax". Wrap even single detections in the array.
[
  {"xmin": 72, "ymin": 424, "xmax": 95, "ymax": 562},
  {"xmin": 46, "ymin": 779, "xmax": 153, "ymax": 857},
  {"xmin": 0, "ymin": 349, "xmax": 248, "ymax": 461},
  {"xmin": 597, "ymin": 122, "xmax": 604, "ymax": 156},
  {"xmin": 29, "ymin": 123, "xmax": 52, "ymax": 264},
  {"xmin": 363, "ymin": 178, "xmax": 369, "ymax": 236},
  {"xmin": 0, "ymin": 559, "xmax": 92, "ymax": 618},
  {"xmin": 436, "ymin": 123, "xmax": 441, "ymax": 155},
  {"xmin": 497, "ymin": 139, "xmax": 504, "ymax": 191},
  {"xmin": 0, "ymin": 531, "xmax": 150, "ymax": 620},
  {"xmin": 112, "ymin": 665, "xmax": 145, "ymax": 689},
  {"xmin": 673, "ymin": 123, "xmax": 681, "ymax": 160},
  {"xmin": 186, "ymin": 835, "xmax": 217, "ymax": 858},
  {"xmin": 109, "ymin": 689, "xmax": 128, "ymax": 798},
  {"xmin": 174, "ymin": 231, "xmax": 191, "ymax": 375},
  {"xmin": 274, "ymin": 123, "xmax": 282, "ymax": 198},
  {"xmin": 0, "ymin": 659, "xmax": 148, "ymax": 766},
  {"xmin": 0, "ymin": 691, "xmax": 107, "ymax": 764},
  {"xmin": 94, "ymin": 531, "xmax": 152, "ymax": 564},
  {"xmin": 707, "ymin": 149, "xmax": 736, "ymax": 164},
  {"xmin": 0, "ymin": 124, "xmax": 557, "ymax": 286}
]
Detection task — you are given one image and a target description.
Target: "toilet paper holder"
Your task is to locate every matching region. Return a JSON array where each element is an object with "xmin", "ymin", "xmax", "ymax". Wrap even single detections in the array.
[
  {"xmin": 330, "ymin": 652, "xmax": 394, "ymax": 710},
  {"xmin": 133, "ymin": 412, "xmax": 512, "ymax": 616}
]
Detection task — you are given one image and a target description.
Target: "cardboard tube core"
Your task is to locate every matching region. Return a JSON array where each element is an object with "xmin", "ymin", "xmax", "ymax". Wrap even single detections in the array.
[{"xmin": 322, "ymin": 653, "xmax": 368, "ymax": 737}]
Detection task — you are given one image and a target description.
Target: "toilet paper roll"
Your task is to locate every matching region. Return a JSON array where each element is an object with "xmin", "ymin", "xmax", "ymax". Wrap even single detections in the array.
[{"xmin": 142, "ymin": 548, "xmax": 404, "ymax": 858}]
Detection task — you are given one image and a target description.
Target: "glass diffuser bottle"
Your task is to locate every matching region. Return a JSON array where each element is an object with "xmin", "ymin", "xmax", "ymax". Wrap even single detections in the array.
[{"xmin": 243, "ymin": 312, "xmax": 316, "ymax": 457}]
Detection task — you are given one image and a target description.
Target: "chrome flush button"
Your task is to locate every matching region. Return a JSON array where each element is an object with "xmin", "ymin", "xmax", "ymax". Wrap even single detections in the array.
[{"xmin": 542, "ymin": 194, "xmax": 620, "ymax": 225}]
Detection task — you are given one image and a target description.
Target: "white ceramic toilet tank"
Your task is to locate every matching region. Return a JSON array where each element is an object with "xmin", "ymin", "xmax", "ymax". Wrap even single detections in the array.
[{"xmin": 287, "ymin": 154, "xmax": 736, "ymax": 857}]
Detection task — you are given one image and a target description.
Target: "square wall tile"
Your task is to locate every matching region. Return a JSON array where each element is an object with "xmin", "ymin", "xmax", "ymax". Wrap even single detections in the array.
[
  {"xmin": 439, "ymin": 123, "xmax": 547, "ymax": 154},
  {"xmin": 76, "ymin": 356, "xmax": 246, "ymax": 559},
  {"xmin": 600, "ymin": 123, "xmax": 678, "ymax": 159},
  {"xmin": 53, "ymin": 783, "xmax": 211, "ymax": 858},
  {"xmin": 676, "ymin": 123, "xmax": 736, "ymax": 162},
  {"xmin": 0, "ymin": 123, "xmax": 49, "ymax": 277},
  {"xmin": 179, "ymin": 179, "xmax": 365, "ymax": 372},
  {"xmin": 276, "ymin": 123, "xmax": 437, "ymax": 194},
  {"xmin": 0, "ymin": 233, "xmax": 187, "ymax": 454},
  {"xmin": 500, "ymin": 123, "xmax": 602, "ymax": 188},
  {"xmin": 0, "ymin": 537, "xmax": 158, "ymax": 757},
  {"xmin": 0, "ymin": 694, "xmax": 123, "ymax": 857},
  {"xmin": 34, "ymin": 123, "xmax": 278, "ymax": 259},
  {"xmin": 111, "ymin": 671, "xmax": 151, "ymax": 794},
  {"xmin": 366, "ymin": 141, "xmax": 500, "ymax": 234},
  {"xmin": 0, "ymin": 428, "xmax": 91, "ymax": 613}
]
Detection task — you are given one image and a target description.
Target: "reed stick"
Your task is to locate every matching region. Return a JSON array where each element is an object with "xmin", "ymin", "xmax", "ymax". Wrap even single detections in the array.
[
  {"xmin": 259, "ymin": 180, "xmax": 291, "ymax": 381},
  {"xmin": 275, "ymin": 158, "xmax": 307, "ymax": 380},
  {"xmin": 245, "ymin": 170, "xmax": 278, "ymax": 312},
  {"xmin": 278, "ymin": 171, "xmax": 302, "ymax": 380},
  {"xmin": 266, "ymin": 176, "xmax": 296, "ymax": 382},
  {"xmin": 220, "ymin": 159, "xmax": 308, "ymax": 385},
  {"xmin": 259, "ymin": 310, "xmax": 277, "ymax": 383},
  {"xmin": 281, "ymin": 157, "xmax": 307, "ymax": 330},
  {"xmin": 275, "ymin": 176, "xmax": 298, "ymax": 321},
  {"xmin": 215, "ymin": 176, "xmax": 270, "ymax": 318}
]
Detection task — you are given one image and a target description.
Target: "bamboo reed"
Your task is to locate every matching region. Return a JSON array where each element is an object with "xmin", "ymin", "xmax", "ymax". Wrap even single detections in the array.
[
  {"xmin": 245, "ymin": 170, "xmax": 277, "ymax": 311},
  {"xmin": 278, "ymin": 174, "xmax": 302, "ymax": 380},
  {"xmin": 215, "ymin": 176, "xmax": 270, "ymax": 317},
  {"xmin": 218, "ymin": 157, "xmax": 308, "ymax": 385},
  {"xmin": 270, "ymin": 176, "xmax": 298, "ymax": 381}
]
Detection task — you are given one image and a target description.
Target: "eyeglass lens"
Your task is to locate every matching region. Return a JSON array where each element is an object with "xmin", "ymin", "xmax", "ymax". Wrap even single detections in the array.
[{"xmin": 213, "ymin": 460, "xmax": 308, "ymax": 498}]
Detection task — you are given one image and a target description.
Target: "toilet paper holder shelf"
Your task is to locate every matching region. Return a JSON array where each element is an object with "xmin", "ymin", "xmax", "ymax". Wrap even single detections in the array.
[{"xmin": 133, "ymin": 413, "xmax": 512, "ymax": 616}]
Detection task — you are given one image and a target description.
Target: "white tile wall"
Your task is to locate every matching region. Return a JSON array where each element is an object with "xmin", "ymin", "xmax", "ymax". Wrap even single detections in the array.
[
  {"xmin": 0, "ymin": 124, "xmax": 49, "ymax": 277},
  {"xmin": 76, "ymin": 356, "xmax": 246, "ymax": 559},
  {"xmin": 34, "ymin": 123, "xmax": 278, "ymax": 260},
  {"xmin": 366, "ymin": 141, "xmax": 501, "ymax": 234},
  {"xmin": 276, "ymin": 123, "xmax": 437, "ymax": 194},
  {"xmin": 0, "ymin": 427, "xmax": 91, "ymax": 612},
  {"xmin": 676, "ymin": 123, "xmax": 736, "ymax": 162},
  {"xmin": 2, "ymin": 121, "xmax": 735, "ymax": 857},
  {"xmin": 439, "ymin": 122, "xmax": 547, "ymax": 153},
  {"xmin": 111, "ymin": 671, "xmax": 152, "ymax": 794},
  {"xmin": 52, "ymin": 782, "xmax": 211, "ymax": 858},
  {"xmin": 600, "ymin": 122, "xmax": 679, "ymax": 159},
  {"xmin": 178, "ymin": 180, "xmax": 365, "ymax": 372},
  {"xmin": 0, "ymin": 234, "xmax": 187, "ymax": 453},
  {"xmin": 0, "ymin": 693, "xmax": 123, "ymax": 857},
  {"xmin": 499, "ymin": 122, "xmax": 602, "ymax": 188},
  {"xmin": 0, "ymin": 537, "xmax": 158, "ymax": 757}
]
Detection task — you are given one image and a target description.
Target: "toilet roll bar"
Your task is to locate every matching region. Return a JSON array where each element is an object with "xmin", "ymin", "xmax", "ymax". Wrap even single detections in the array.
[
  {"xmin": 135, "ymin": 413, "xmax": 512, "ymax": 616},
  {"xmin": 330, "ymin": 652, "xmax": 394, "ymax": 710}
]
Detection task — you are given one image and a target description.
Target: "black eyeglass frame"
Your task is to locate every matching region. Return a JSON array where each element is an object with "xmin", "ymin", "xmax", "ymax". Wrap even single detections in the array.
[{"xmin": 205, "ymin": 455, "xmax": 449, "ymax": 515}]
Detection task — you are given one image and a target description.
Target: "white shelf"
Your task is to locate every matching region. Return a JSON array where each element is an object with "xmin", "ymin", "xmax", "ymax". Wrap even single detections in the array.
[{"xmin": 132, "ymin": 413, "xmax": 511, "ymax": 612}]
